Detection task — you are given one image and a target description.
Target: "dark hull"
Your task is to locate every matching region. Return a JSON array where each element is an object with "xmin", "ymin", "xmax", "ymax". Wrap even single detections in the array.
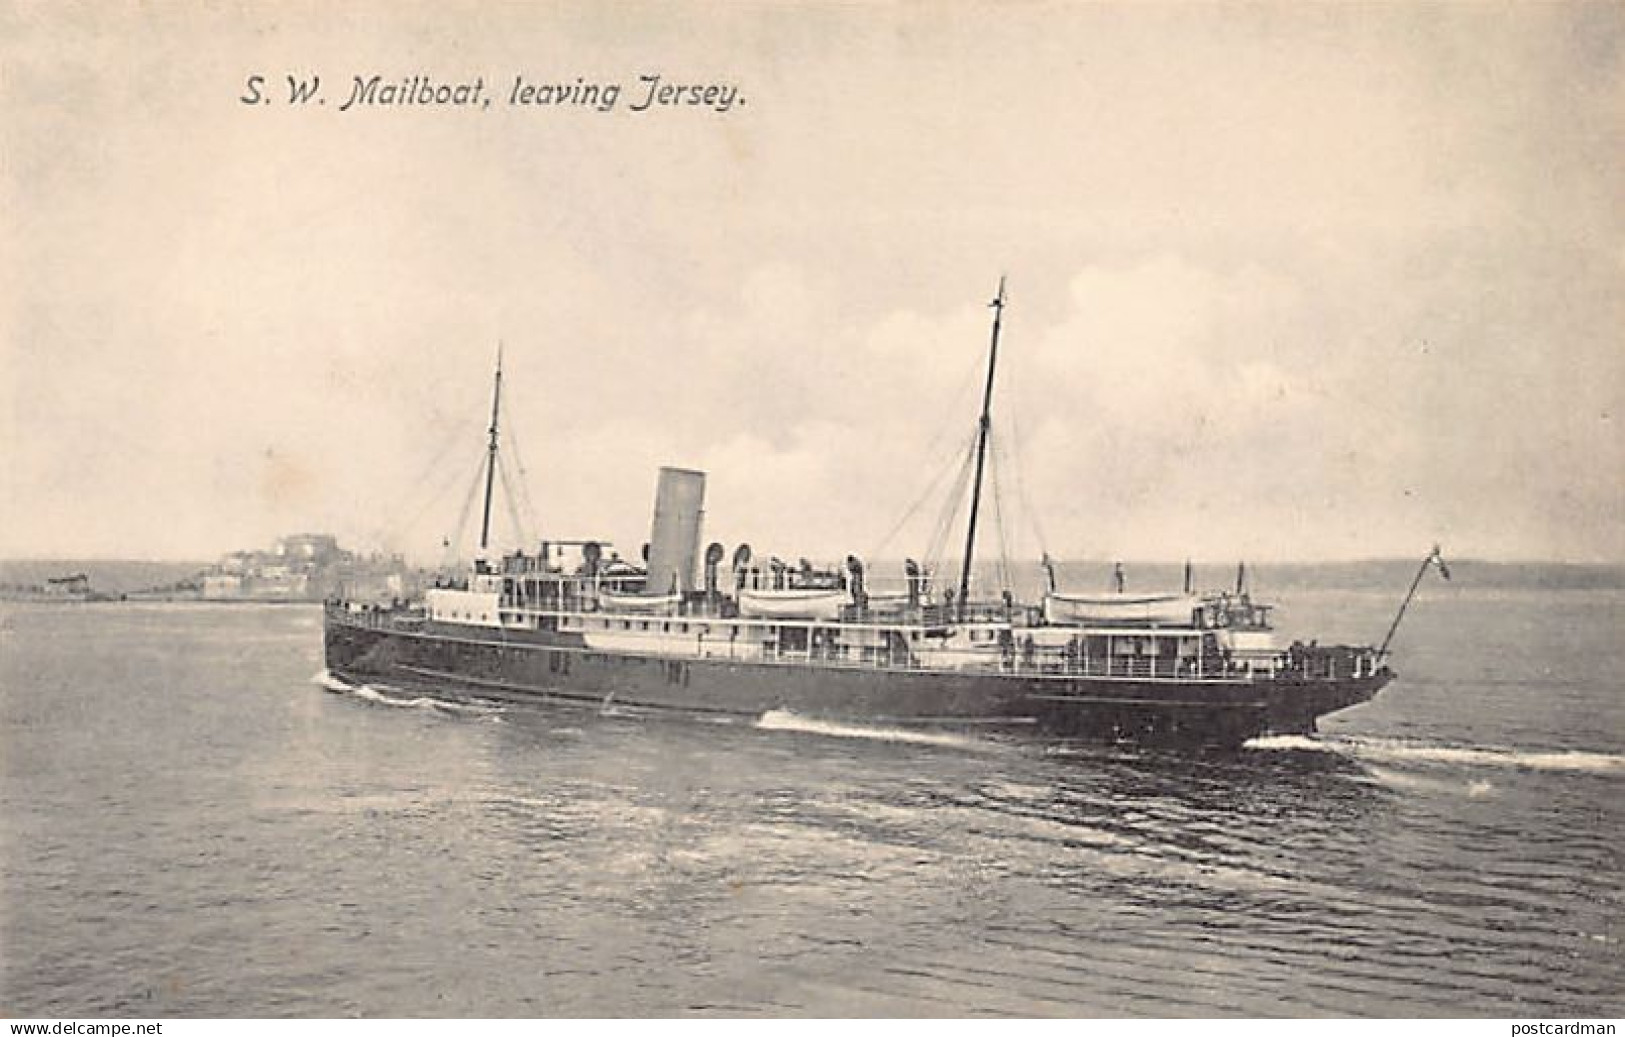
[{"xmin": 323, "ymin": 617, "xmax": 1391, "ymax": 748}]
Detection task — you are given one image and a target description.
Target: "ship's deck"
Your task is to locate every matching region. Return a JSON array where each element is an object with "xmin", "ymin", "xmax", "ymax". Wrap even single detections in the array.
[{"xmin": 327, "ymin": 601, "xmax": 1385, "ymax": 684}]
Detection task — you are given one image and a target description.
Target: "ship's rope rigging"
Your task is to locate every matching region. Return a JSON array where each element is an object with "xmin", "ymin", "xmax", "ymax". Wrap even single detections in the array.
[
  {"xmin": 1000, "ymin": 327, "xmax": 1052, "ymax": 566},
  {"xmin": 359, "ymin": 395, "xmax": 487, "ymax": 560},
  {"xmin": 495, "ymin": 451, "xmax": 529, "ymax": 554},
  {"xmin": 867, "ymin": 279, "xmax": 1050, "ymax": 608},
  {"xmin": 442, "ymin": 351, "xmax": 542, "ymax": 562},
  {"xmin": 921, "ymin": 412, "xmax": 1018, "ymax": 604},
  {"xmin": 445, "ymin": 451, "xmax": 491, "ymax": 569},
  {"xmin": 920, "ymin": 435, "xmax": 980, "ymax": 586},
  {"xmin": 866, "ymin": 425, "xmax": 978, "ymax": 564},
  {"xmin": 363, "ymin": 348, "xmax": 539, "ymax": 570},
  {"xmin": 872, "ymin": 415, "xmax": 1033, "ymax": 605},
  {"xmin": 496, "ymin": 404, "xmax": 542, "ymax": 548},
  {"xmin": 389, "ymin": 296, "xmax": 1054, "ymax": 593},
  {"xmin": 987, "ymin": 430, "xmax": 1015, "ymax": 600}
]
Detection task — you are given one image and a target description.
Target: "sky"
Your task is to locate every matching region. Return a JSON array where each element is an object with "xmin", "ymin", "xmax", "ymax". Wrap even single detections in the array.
[{"xmin": 3, "ymin": 2, "xmax": 1621, "ymax": 565}]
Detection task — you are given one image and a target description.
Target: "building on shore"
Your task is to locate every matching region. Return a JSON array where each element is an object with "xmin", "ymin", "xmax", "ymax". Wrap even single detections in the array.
[
  {"xmin": 44, "ymin": 573, "xmax": 91, "ymax": 597},
  {"xmin": 200, "ymin": 535, "xmax": 413, "ymax": 602}
]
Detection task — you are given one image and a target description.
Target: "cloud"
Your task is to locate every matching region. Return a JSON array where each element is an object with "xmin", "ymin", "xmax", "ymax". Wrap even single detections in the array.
[{"xmin": 4, "ymin": 3, "xmax": 1620, "ymax": 562}]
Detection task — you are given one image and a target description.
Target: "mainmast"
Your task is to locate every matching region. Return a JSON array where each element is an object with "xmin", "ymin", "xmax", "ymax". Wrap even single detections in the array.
[
  {"xmin": 956, "ymin": 277, "xmax": 1006, "ymax": 619},
  {"xmin": 478, "ymin": 344, "xmax": 504, "ymax": 553}
]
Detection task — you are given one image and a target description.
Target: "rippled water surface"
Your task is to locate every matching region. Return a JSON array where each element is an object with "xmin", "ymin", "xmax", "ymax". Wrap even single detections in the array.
[{"xmin": 2, "ymin": 582, "xmax": 1620, "ymax": 1016}]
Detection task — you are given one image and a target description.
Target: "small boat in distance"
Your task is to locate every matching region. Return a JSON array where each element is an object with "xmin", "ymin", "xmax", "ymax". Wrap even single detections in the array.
[{"xmin": 324, "ymin": 283, "xmax": 1434, "ymax": 746}]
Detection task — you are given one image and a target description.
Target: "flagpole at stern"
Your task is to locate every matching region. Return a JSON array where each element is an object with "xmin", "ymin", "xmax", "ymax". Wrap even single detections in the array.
[{"xmin": 1378, "ymin": 545, "xmax": 1450, "ymax": 659}]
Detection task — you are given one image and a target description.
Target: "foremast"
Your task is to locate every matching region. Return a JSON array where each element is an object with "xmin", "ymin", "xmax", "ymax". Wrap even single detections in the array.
[{"xmin": 479, "ymin": 345, "xmax": 504, "ymax": 553}]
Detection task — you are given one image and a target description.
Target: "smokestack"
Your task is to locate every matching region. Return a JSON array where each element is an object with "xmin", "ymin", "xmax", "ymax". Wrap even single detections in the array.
[{"xmin": 645, "ymin": 467, "xmax": 706, "ymax": 596}]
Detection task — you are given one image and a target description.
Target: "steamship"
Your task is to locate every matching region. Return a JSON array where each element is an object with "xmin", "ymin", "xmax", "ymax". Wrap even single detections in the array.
[{"xmin": 323, "ymin": 285, "xmax": 1413, "ymax": 746}]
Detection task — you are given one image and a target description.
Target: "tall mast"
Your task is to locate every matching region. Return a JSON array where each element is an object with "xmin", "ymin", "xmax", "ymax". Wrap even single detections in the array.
[
  {"xmin": 956, "ymin": 277, "xmax": 1006, "ymax": 619},
  {"xmin": 478, "ymin": 344, "xmax": 504, "ymax": 553}
]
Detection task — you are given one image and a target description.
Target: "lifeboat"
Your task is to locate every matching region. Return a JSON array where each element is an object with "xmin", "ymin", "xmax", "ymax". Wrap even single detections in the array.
[
  {"xmin": 597, "ymin": 590, "xmax": 681, "ymax": 614},
  {"xmin": 1042, "ymin": 592, "xmax": 1201, "ymax": 627},
  {"xmin": 737, "ymin": 588, "xmax": 846, "ymax": 620}
]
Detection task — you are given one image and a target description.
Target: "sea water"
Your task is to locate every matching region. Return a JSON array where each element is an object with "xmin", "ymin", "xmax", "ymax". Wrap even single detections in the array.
[{"xmin": 1, "ymin": 570, "xmax": 1619, "ymax": 1016}]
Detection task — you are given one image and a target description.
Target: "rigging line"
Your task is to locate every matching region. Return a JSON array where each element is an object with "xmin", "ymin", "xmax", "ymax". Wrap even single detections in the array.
[
  {"xmin": 914, "ymin": 345, "xmax": 995, "ymax": 463},
  {"xmin": 925, "ymin": 440, "xmax": 976, "ymax": 558},
  {"xmin": 1008, "ymin": 435, "xmax": 1051, "ymax": 561},
  {"xmin": 508, "ymin": 445, "xmax": 535, "ymax": 545},
  {"xmin": 496, "ymin": 449, "xmax": 529, "ymax": 550},
  {"xmin": 923, "ymin": 440, "xmax": 978, "ymax": 581},
  {"xmin": 867, "ymin": 340, "xmax": 1001, "ymax": 560},
  {"xmin": 929, "ymin": 460, "xmax": 974, "ymax": 565},
  {"xmin": 866, "ymin": 425, "xmax": 980, "ymax": 561},
  {"xmin": 447, "ymin": 451, "xmax": 490, "ymax": 565},
  {"xmin": 984, "ymin": 433, "xmax": 1003, "ymax": 595},
  {"xmin": 877, "ymin": 422, "xmax": 975, "ymax": 555},
  {"xmin": 988, "ymin": 432, "xmax": 1014, "ymax": 597},
  {"xmin": 1000, "ymin": 352, "xmax": 1051, "ymax": 561},
  {"xmin": 389, "ymin": 429, "xmax": 486, "ymax": 552},
  {"xmin": 366, "ymin": 416, "xmax": 479, "ymax": 552},
  {"xmin": 500, "ymin": 406, "xmax": 543, "ymax": 538}
]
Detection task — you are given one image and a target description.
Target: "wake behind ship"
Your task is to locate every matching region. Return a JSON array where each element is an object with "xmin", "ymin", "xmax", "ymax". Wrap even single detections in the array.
[{"xmin": 325, "ymin": 285, "xmax": 1418, "ymax": 747}]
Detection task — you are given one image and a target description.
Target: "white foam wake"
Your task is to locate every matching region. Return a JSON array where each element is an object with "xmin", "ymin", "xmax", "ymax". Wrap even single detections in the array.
[
  {"xmin": 1246, "ymin": 734, "xmax": 1625, "ymax": 776},
  {"xmin": 312, "ymin": 668, "xmax": 353, "ymax": 693},
  {"xmin": 755, "ymin": 709, "xmax": 975, "ymax": 748},
  {"xmin": 310, "ymin": 669, "xmax": 498, "ymax": 716}
]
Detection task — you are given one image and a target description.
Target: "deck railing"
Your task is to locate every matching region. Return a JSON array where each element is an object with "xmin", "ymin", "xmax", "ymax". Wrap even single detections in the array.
[
  {"xmin": 326, "ymin": 600, "xmax": 424, "ymax": 630},
  {"xmin": 327, "ymin": 601, "xmax": 1384, "ymax": 682}
]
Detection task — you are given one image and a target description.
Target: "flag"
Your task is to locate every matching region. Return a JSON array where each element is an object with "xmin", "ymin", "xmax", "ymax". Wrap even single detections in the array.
[{"xmin": 1430, "ymin": 545, "xmax": 1452, "ymax": 580}]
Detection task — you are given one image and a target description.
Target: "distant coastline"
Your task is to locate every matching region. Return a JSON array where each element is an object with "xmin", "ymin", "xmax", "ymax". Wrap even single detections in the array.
[
  {"xmin": 1, "ymin": 535, "xmax": 418, "ymax": 604},
  {"xmin": 0, "ymin": 559, "xmax": 207, "ymax": 600},
  {"xmin": 4, "ymin": 557, "xmax": 1623, "ymax": 601}
]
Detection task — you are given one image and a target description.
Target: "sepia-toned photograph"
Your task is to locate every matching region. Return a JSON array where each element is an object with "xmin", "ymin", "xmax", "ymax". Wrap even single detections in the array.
[{"xmin": 2, "ymin": 0, "xmax": 1620, "ymax": 1022}]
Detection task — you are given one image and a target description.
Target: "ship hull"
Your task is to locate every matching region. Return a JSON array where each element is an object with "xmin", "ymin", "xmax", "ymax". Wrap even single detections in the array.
[{"xmin": 323, "ymin": 617, "xmax": 1390, "ymax": 748}]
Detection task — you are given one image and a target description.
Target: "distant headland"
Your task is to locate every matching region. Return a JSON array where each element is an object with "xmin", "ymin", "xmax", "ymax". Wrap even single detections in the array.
[{"xmin": 0, "ymin": 534, "xmax": 422, "ymax": 604}]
